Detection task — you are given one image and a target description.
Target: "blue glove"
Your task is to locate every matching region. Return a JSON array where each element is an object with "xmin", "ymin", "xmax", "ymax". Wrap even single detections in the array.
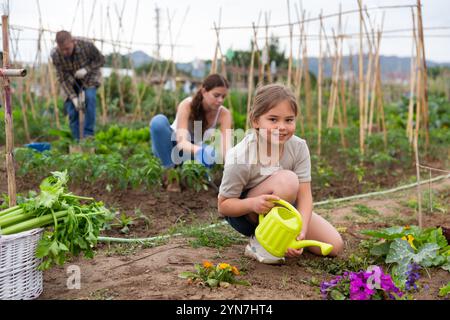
[{"xmin": 194, "ymin": 144, "xmax": 216, "ymax": 168}]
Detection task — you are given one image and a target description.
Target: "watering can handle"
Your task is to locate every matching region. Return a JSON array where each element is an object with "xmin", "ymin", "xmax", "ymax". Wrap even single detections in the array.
[{"xmin": 258, "ymin": 199, "xmax": 301, "ymax": 224}]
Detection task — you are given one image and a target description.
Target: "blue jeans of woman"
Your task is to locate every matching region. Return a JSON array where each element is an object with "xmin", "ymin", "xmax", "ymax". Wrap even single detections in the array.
[
  {"xmin": 150, "ymin": 114, "xmax": 191, "ymax": 168},
  {"xmin": 64, "ymin": 87, "xmax": 97, "ymax": 140}
]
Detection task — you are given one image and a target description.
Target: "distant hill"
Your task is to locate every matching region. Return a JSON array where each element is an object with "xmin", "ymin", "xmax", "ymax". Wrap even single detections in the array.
[
  {"xmin": 305, "ymin": 55, "xmax": 450, "ymax": 81},
  {"xmin": 120, "ymin": 50, "xmax": 450, "ymax": 81},
  {"xmin": 127, "ymin": 50, "xmax": 154, "ymax": 67}
]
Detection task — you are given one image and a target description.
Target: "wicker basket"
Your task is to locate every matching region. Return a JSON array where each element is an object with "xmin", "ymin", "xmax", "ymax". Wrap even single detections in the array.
[{"xmin": 0, "ymin": 228, "xmax": 44, "ymax": 300}]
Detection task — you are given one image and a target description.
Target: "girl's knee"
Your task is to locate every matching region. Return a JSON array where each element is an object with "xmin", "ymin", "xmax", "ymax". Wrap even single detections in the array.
[
  {"xmin": 272, "ymin": 170, "xmax": 299, "ymax": 202},
  {"xmin": 328, "ymin": 235, "xmax": 344, "ymax": 257},
  {"xmin": 150, "ymin": 114, "xmax": 169, "ymax": 131}
]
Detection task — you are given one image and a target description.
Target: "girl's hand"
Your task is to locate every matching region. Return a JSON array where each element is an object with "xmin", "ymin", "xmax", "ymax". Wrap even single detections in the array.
[
  {"xmin": 250, "ymin": 194, "xmax": 280, "ymax": 214},
  {"xmin": 285, "ymin": 229, "xmax": 308, "ymax": 258}
]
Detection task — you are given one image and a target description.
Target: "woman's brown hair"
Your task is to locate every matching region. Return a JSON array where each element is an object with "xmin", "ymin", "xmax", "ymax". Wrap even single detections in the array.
[{"xmin": 190, "ymin": 73, "xmax": 229, "ymax": 133}]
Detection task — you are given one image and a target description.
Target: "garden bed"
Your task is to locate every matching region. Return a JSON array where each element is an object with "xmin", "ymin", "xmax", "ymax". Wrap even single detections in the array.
[{"xmin": 1, "ymin": 166, "xmax": 448, "ymax": 300}]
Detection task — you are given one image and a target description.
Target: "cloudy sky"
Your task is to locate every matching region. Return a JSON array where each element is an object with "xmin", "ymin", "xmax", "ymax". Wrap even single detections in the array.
[{"xmin": 6, "ymin": 0, "xmax": 450, "ymax": 64}]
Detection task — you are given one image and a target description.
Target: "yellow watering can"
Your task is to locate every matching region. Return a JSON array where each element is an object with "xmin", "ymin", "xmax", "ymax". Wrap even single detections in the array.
[{"xmin": 255, "ymin": 199, "xmax": 333, "ymax": 257}]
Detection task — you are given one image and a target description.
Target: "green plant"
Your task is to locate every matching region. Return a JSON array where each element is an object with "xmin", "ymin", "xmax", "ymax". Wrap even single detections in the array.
[
  {"xmin": 111, "ymin": 213, "xmax": 135, "ymax": 234},
  {"xmin": 179, "ymin": 261, "xmax": 250, "ymax": 287},
  {"xmin": 185, "ymin": 225, "xmax": 246, "ymax": 249},
  {"xmin": 0, "ymin": 171, "xmax": 114, "ymax": 270},
  {"xmin": 439, "ymin": 282, "xmax": 450, "ymax": 297},
  {"xmin": 361, "ymin": 225, "xmax": 450, "ymax": 286},
  {"xmin": 180, "ymin": 161, "xmax": 209, "ymax": 192}
]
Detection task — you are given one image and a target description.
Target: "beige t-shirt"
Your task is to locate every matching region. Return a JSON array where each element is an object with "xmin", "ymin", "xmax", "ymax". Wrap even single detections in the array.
[{"xmin": 219, "ymin": 131, "xmax": 311, "ymax": 198}]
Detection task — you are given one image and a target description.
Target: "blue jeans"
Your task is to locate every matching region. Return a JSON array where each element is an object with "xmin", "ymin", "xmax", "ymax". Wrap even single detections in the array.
[
  {"xmin": 150, "ymin": 114, "xmax": 191, "ymax": 168},
  {"xmin": 64, "ymin": 87, "xmax": 97, "ymax": 140}
]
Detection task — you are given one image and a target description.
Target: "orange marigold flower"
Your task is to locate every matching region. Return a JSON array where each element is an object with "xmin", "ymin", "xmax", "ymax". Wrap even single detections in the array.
[
  {"xmin": 219, "ymin": 263, "xmax": 231, "ymax": 270},
  {"xmin": 231, "ymin": 266, "xmax": 240, "ymax": 275},
  {"xmin": 203, "ymin": 261, "xmax": 213, "ymax": 269}
]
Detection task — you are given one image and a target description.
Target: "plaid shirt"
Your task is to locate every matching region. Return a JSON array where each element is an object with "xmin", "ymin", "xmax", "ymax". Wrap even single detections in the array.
[{"xmin": 51, "ymin": 38, "xmax": 105, "ymax": 100}]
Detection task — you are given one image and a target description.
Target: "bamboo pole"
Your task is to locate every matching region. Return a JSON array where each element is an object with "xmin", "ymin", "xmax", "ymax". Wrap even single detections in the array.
[
  {"xmin": 1, "ymin": 15, "xmax": 28, "ymax": 207},
  {"xmin": 416, "ymin": 0, "xmax": 429, "ymax": 152},
  {"xmin": 317, "ymin": 12, "xmax": 323, "ymax": 156},
  {"xmin": 406, "ymin": 11, "xmax": 417, "ymax": 144},
  {"xmin": 17, "ymin": 78, "xmax": 31, "ymax": 142},
  {"xmin": 294, "ymin": 6, "xmax": 305, "ymax": 136},
  {"xmin": 339, "ymin": 53, "xmax": 348, "ymax": 129},
  {"xmin": 211, "ymin": 8, "xmax": 222, "ymax": 74},
  {"xmin": 264, "ymin": 12, "xmax": 272, "ymax": 83},
  {"xmin": 246, "ymin": 23, "xmax": 258, "ymax": 130},
  {"xmin": 99, "ymin": 6, "xmax": 107, "ymax": 125},
  {"xmin": 106, "ymin": 5, "xmax": 125, "ymax": 115},
  {"xmin": 327, "ymin": 29, "xmax": 341, "ymax": 128},
  {"xmin": 358, "ymin": 0, "xmax": 365, "ymax": 155},
  {"xmin": 47, "ymin": 59, "xmax": 61, "ymax": 130},
  {"xmin": 347, "ymin": 45, "xmax": 356, "ymax": 117},
  {"xmin": 25, "ymin": 67, "xmax": 37, "ymax": 120},
  {"xmin": 302, "ymin": 32, "xmax": 312, "ymax": 131},
  {"xmin": 286, "ymin": 0, "xmax": 293, "ymax": 87},
  {"xmin": 368, "ymin": 26, "xmax": 384, "ymax": 136},
  {"xmin": 375, "ymin": 62, "xmax": 387, "ymax": 148},
  {"xmin": 336, "ymin": 32, "xmax": 347, "ymax": 149},
  {"xmin": 413, "ymin": 12, "xmax": 423, "ymax": 229}
]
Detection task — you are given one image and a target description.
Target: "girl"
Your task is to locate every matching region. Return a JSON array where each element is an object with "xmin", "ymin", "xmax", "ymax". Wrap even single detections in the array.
[
  {"xmin": 218, "ymin": 83, "xmax": 344, "ymax": 264},
  {"xmin": 150, "ymin": 74, "xmax": 233, "ymax": 191}
]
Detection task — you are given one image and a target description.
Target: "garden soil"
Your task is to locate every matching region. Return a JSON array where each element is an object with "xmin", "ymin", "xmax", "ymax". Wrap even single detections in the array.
[{"xmin": 0, "ymin": 166, "xmax": 449, "ymax": 300}]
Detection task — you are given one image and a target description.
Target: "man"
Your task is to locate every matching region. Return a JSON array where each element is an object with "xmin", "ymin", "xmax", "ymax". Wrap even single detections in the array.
[{"xmin": 51, "ymin": 30, "xmax": 105, "ymax": 140}]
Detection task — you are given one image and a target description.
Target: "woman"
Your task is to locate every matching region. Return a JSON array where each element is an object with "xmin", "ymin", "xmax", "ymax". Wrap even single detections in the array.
[{"xmin": 150, "ymin": 74, "xmax": 233, "ymax": 191}]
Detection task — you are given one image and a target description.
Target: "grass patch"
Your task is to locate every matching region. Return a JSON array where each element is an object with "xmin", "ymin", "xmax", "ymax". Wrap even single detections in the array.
[
  {"xmin": 353, "ymin": 204, "xmax": 380, "ymax": 217},
  {"xmin": 185, "ymin": 224, "xmax": 246, "ymax": 249}
]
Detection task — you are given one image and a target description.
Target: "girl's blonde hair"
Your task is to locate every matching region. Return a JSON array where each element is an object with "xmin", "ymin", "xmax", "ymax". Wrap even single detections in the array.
[{"xmin": 249, "ymin": 83, "xmax": 298, "ymax": 127}]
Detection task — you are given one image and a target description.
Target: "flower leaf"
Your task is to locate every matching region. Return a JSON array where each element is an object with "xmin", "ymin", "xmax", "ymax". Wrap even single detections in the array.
[
  {"xmin": 386, "ymin": 239, "xmax": 414, "ymax": 265},
  {"xmin": 361, "ymin": 226, "xmax": 406, "ymax": 240},
  {"xmin": 370, "ymin": 242, "xmax": 391, "ymax": 257},
  {"xmin": 206, "ymin": 279, "xmax": 219, "ymax": 287},
  {"xmin": 413, "ymin": 243, "xmax": 440, "ymax": 267}
]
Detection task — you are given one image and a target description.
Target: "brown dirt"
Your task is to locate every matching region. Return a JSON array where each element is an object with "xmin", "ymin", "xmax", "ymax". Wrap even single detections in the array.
[
  {"xmin": 39, "ymin": 178, "xmax": 450, "ymax": 300},
  {"xmin": 1, "ymin": 164, "xmax": 449, "ymax": 300}
]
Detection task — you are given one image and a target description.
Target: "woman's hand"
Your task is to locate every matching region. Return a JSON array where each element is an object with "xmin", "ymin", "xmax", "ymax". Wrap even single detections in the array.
[{"xmin": 250, "ymin": 194, "xmax": 280, "ymax": 214}]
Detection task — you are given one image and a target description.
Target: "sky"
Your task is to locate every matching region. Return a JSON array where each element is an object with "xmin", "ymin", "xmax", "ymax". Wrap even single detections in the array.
[{"xmin": 5, "ymin": 0, "xmax": 450, "ymax": 64}]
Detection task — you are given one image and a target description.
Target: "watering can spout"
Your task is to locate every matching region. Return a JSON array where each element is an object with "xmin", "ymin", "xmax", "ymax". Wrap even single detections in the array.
[{"xmin": 289, "ymin": 239, "xmax": 334, "ymax": 256}]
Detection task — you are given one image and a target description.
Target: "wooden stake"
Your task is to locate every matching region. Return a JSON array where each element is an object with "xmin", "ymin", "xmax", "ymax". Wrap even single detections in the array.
[
  {"xmin": 368, "ymin": 26, "xmax": 384, "ymax": 136},
  {"xmin": 358, "ymin": 0, "xmax": 365, "ymax": 155},
  {"xmin": 286, "ymin": 0, "xmax": 293, "ymax": 87},
  {"xmin": 416, "ymin": 0, "xmax": 429, "ymax": 152},
  {"xmin": 2, "ymin": 15, "xmax": 18, "ymax": 207},
  {"xmin": 407, "ymin": 11, "xmax": 417, "ymax": 144},
  {"xmin": 413, "ymin": 13, "xmax": 423, "ymax": 229},
  {"xmin": 375, "ymin": 63, "xmax": 387, "ymax": 148},
  {"xmin": 246, "ymin": 23, "xmax": 258, "ymax": 130},
  {"xmin": 47, "ymin": 60, "xmax": 61, "ymax": 129},
  {"xmin": 17, "ymin": 78, "xmax": 31, "ymax": 142},
  {"xmin": 264, "ymin": 12, "xmax": 272, "ymax": 83},
  {"xmin": 317, "ymin": 12, "xmax": 323, "ymax": 156},
  {"xmin": 211, "ymin": 8, "xmax": 222, "ymax": 74}
]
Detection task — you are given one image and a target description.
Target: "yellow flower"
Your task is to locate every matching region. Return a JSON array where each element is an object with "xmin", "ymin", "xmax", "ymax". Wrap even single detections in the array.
[
  {"xmin": 231, "ymin": 266, "xmax": 240, "ymax": 275},
  {"xmin": 218, "ymin": 263, "xmax": 231, "ymax": 270},
  {"xmin": 203, "ymin": 261, "xmax": 213, "ymax": 269},
  {"xmin": 404, "ymin": 225, "xmax": 411, "ymax": 230},
  {"xmin": 401, "ymin": 234, "xmax": 417, "ymax": 250}
]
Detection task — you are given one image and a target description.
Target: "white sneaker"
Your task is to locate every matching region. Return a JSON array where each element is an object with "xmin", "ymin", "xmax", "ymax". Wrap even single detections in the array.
[{"xmin": 244, "ymin": 236, "xmax": 285, "ymax": 264}]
